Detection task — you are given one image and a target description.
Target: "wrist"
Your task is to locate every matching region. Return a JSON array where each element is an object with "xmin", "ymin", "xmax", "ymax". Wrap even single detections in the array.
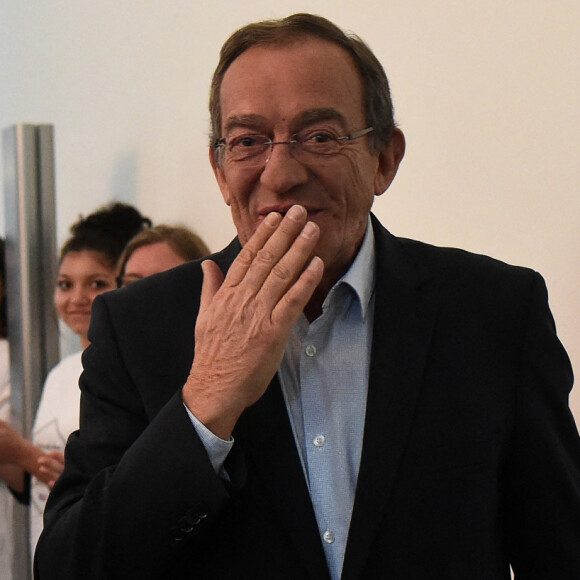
[{"xmin": 182, "ymin": 376, "xmax": 245, "ymax": 440}]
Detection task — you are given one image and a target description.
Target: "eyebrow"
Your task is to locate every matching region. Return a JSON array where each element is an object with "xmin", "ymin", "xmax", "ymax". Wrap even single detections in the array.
[
  {"xmin": 223, "ymin": 114, "xmax": 269, "ymax": 135},
  {"xmin": 222, "ymin": 108, "xmax": 348, "ymax": 136},
  {"xmin": 295, "ymin": 109, "xmax": 348, "ymax": 129},
  {"xmin": 85, "ymin": 273, "xmax": 114, "ymax": 281}
]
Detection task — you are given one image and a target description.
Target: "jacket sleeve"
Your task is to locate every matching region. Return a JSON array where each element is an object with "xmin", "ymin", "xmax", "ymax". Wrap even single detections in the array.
[
  {"xmin": 507, "ymin": 272, "xmax": 580, "ymax": 578},
  {"xmin": 34, "ymin": 294, "xmax": 236, "ymax": 580}
]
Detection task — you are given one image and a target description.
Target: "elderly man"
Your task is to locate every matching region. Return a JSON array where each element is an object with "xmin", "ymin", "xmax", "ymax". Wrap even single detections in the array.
[{"xmin": 36, "ymin": 13, "xmax": 580, "ymax": 580}]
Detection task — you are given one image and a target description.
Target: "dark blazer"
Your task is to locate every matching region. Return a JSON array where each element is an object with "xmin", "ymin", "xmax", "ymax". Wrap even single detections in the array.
[{"xmin": 36, "ymin": 216, "xmax": 580, "ymax": 579}]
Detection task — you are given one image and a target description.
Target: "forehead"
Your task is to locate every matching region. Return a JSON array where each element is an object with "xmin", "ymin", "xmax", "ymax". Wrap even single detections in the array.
[
  {"xmin": 126, "ymin": 242, "xmax": 182, "ymax": 270},
  {"xmin": 59, "ymin": 250, "xmax": 111, "ymax": 275},
  {"xmin": 219, "ymin": 38, "xmax": 366, "ymax": 132}
]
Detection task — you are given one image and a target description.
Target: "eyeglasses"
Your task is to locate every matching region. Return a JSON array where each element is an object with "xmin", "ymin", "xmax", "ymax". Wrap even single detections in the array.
[{"xmin": 214, "ymin": 126, "xmax": 374, "ymax": 168}]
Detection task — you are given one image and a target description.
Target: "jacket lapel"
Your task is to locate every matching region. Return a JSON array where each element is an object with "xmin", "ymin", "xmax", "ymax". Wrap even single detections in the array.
[{"xmin": 342, "ymin": 217, "xmax": 437, "ymax": 579}]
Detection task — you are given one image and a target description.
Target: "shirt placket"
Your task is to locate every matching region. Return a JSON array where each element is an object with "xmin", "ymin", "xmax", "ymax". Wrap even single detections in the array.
[{"xmin": 300, "ymin": 310, "xmax": 350, "ymax": 580}]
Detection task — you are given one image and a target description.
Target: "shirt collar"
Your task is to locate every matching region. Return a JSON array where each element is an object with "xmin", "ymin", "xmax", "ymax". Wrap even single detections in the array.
[{"xmin": 327, "ymin": 215, "xmax": 376, "ymax": 321}]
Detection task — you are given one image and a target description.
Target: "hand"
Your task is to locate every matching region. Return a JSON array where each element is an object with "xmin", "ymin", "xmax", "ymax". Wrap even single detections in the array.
[
  {"xmin": 0, "ymin": 419, "xmax": 27, "ymax": 465},
  {"xmin": 0, "ymin": 420, "xmax": 58, "ymax": 485},
  {"xmin": 182, "ymin": 205, "xmax": 323, "ymax": 439},
  {"xmin": 37, "ymin": 451, "xmax": 65, "ymax": 488},
  {"xmin": 0, "ymin": 420, "xmax": 48, "ymax": 492}
]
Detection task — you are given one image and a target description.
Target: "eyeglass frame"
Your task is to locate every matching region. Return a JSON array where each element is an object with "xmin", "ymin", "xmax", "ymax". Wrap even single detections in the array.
[{"xmin": 213, "ymin": 126, "xmax": 375, "ymax": 167}]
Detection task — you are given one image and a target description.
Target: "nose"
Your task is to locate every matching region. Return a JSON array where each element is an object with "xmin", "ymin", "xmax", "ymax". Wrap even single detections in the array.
[
  {"xmin": 70, "ymin": 286, "xmax": 90, "ymax": 305},
  {"xmin": 259, "ymin": 141, "xmax": 309, "ymax": 194}
]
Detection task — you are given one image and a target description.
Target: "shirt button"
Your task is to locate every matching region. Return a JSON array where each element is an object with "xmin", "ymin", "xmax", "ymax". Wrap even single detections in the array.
[
  {"xmin": 323, "ymin": 530, "xmax": 335, "ymax": 544},
  {"xmin": 313, "ymin": 434, "xmax": 326, "ymax": 447},
  {"xmin": 305, "ymin": 344, "xmax": 317, "ymax": 357}
]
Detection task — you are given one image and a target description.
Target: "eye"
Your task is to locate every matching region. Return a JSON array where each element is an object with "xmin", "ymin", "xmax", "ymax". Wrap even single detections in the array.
[
  {"xmin": 228, "ymin": 134, "xmax": 269, "ymax": 150},
  {"xmin": 91, "ymin": 279, "xmax": 113, "ymax": 290},
  {"xmin": 225, "ymin": 134, "xmax": 271, "ymax": 161},
  {"xmin": 56, "ymin": 280, "xmax": 71, "ymax": 291},
  {"xmin": 303, "ymin": 131, "xmax": 336, "ymax": 144},
  {"xmin": 298, "ymin": 130, "xmax": 340, "ymax": 155}
]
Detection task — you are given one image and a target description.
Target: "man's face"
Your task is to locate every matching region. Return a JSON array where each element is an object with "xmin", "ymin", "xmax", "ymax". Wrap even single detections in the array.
[{"xmin": 211, "ymin": 37, "xmax": 403, "ymax": 288}]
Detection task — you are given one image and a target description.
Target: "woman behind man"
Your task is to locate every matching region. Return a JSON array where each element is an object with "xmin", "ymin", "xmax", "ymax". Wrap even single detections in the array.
[
  {"xmin": 0, "ymin": 202, "xmax": 151, "ymax": 564},
  {"xmin": 117, "ymin": 225, "xmax": 209, "ymax": 287}
]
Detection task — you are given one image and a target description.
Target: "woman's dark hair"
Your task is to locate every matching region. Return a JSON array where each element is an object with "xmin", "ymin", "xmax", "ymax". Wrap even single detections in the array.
[{"xmin": 59, "ymin": 203, "xmax": 152, "ymax": 269}]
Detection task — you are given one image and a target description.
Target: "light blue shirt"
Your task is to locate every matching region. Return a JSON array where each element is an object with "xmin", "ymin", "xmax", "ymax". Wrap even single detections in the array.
[
  {"xmin": 277, "ymin": 218, "xmax": 375, "ymax": 579},
  {"xmin": 186, "ymin": 217, "xmax": 375, "ymax": 580}
]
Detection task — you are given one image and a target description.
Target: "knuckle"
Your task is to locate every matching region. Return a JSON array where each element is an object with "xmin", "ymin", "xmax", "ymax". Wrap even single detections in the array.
[
  {"xmin": 236, "ymin": 247, "xmax": 256, "ymax": 266},
  {"xmin": 271, "ymin": 262, "xmax": 292, "ymax": 281},
  {"xmin": 255, "ymin": 248, "xmax": 276, "ymax": 265}
]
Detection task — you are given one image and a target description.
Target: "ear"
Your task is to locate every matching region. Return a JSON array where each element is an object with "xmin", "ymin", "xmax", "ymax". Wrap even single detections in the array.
[
  {"xmin": 209, "ymin": 147, "xmax": 232, "ymax": 206},
  {"xmin": 374, "ymin": 128, "xmax": 406, "ymax": 197}
]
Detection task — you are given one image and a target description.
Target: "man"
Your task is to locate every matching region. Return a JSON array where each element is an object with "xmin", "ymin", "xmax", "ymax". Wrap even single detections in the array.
[{"xmin": 36, "ymin": 13, "xmax": 580, "ymax": 580}]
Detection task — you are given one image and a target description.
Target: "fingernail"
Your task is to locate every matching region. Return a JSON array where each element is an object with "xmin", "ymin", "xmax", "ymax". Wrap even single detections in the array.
[
  {"xmin": 302, "ymin": 221, "xmax": 318, "ymax": 238},
  {"xmin": 287, "ymin": 205, "xmax": 305, "ymax": 220},
  {"xmin": 264, "ymin": 212, "xmax": 280, "ymax": 226}
]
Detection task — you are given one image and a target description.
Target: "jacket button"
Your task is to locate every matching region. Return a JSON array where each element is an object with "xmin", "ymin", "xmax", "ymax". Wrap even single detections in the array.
[
  {"xmin": 192, "ymin": 502, "xmax": 209, "ymax": 518},
  {"xmin": 178, "ymin": 515, "xmax": 197, "ymax": 533}
]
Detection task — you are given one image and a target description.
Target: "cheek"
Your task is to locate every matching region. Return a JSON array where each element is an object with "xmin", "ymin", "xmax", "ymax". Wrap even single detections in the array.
[
  {"xmin": 53, "ymin": 293, "xmax": 65, "ymax": 317},
  {"xmin": 89, "ymin": 291, "xmax": 104, "ymax": 304},
  {"xmin": 89, "ymin": 288, "xmax": 107, "ymax": 303},
  {"xmin": 224, "ymin": 190, "xmax": 256, "ymax": 243},
  {"xmin": 347, "ymin": 155, "xmax": 376, "ymax": 191},
  {"xmin": 91, "ymin": 281, "xmax": 117, "ymax": 301},
  {"xmin": 222, "ymin": 168, "xmax": 256, "ymax": 205},
  {"xmin": 332, "ymin": 153, "xmax": 373, "ymax": 197}
]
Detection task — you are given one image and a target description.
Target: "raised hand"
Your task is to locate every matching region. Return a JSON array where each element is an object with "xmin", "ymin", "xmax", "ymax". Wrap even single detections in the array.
[{"xmin": 182, "ymin": 205, "xmax": 323, "ymax": 439}]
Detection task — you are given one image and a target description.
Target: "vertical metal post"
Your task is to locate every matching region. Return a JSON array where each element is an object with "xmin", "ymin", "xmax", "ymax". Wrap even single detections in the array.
[{"xmin": 3, "ymin": 124, "xmax": 59, "ymax": 580}]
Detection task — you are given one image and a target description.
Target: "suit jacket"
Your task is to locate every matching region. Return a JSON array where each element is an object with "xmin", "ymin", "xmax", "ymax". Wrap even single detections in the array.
[{"xmin": 35, "ymin": 216, "xmax": 580, "ymax": 579}]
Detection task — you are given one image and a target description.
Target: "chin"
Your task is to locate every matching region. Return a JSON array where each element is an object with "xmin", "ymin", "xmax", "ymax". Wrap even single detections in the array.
[{"xmin": 65, "ymin": 322, "xmax": 88, "ymax": 339}]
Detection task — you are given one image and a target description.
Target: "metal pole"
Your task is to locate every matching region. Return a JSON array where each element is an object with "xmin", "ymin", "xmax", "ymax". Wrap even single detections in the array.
[{"xmin": 3, "ymin": 124, "xmax": 59, "ymax": 580}]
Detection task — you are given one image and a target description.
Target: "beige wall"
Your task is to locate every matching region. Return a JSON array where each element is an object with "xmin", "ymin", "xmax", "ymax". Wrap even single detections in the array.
[{"xmin": 1, "ymin": 1, "xmax": 579, "ymax": 416}]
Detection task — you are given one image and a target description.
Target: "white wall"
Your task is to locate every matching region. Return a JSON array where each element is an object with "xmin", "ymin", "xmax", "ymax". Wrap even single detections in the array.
[{"xmin": 1, "ymin": 1, "xmax": 579, "ymax": 416}]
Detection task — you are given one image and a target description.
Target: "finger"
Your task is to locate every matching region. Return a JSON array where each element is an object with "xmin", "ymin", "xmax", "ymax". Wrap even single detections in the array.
[
  {"xmin": 38, "ymin": 453, "xmax": 65, "ymax": 469},
  {"xmin": 225, "ymin": 211, "xmax": 283, "ymax": 286},
  {"xmin": 38, "ymin": 459, "xmax": 64, "ymax": 477},
  {"xmin": 257, "ymin": 218, "xmax": 320, "ymax": 304},
  {"xmin": 199, "ymin": 260, "xmax": 225, "ymax": 313},
  {"xmin": 272, "ymin": 255, "xmax": 324, "ymax": 324},
  {"xmin": 46, "ymin": 450, "xmax": 65, "ymax": 464},
  {"xmin": 38, "ymin": 456, "xmax": 62, "ymax": 468},
  {"xmin": 239, "ymin": 205, "xmax": 310, "ymax": 292}
]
